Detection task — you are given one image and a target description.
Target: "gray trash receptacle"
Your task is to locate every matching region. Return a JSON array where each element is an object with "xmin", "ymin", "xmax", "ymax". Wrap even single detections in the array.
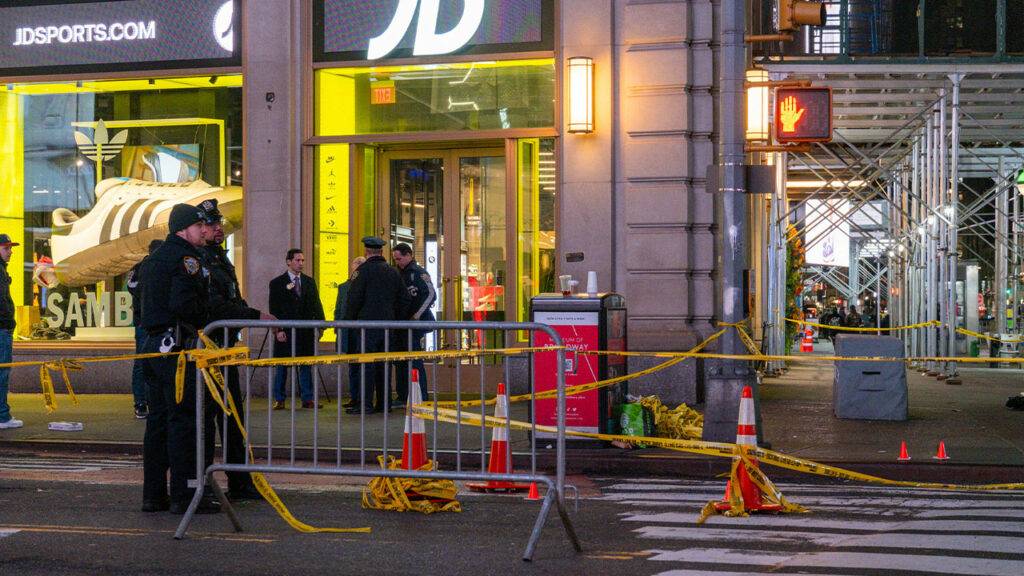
[{"xmin": 833, "ymin": 335, "xmax": 907, "ymax": 421}]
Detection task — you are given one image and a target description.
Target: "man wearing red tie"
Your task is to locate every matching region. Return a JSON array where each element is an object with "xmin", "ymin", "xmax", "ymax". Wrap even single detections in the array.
[{"xmin": 269, "ymin": 249, "xmax": 325, "ymax": 409}]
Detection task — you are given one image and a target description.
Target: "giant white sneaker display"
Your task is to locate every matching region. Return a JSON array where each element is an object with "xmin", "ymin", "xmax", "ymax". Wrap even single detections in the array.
[
  {"xmin": 0, "ymin": 418, "xmax": 24, "ymax": 429},
  {"xmin": 50, "ymin": 178, "xmax": 242, "ymax": 287}
]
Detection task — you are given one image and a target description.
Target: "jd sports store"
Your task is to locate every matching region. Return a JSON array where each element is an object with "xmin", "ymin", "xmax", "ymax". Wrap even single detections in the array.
[
  {"xmin": 311, "ymin": 0, "xmax": 558, "ymax": 348},
  {"xmin": 0, "ymin": 0, "xmax": 243, "ymax": 373}
]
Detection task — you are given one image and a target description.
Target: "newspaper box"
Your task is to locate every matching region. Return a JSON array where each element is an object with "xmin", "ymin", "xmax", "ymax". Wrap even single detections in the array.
[{"xmin": 531, "ymin": 293, "xmax": 627, "ymax": 439}]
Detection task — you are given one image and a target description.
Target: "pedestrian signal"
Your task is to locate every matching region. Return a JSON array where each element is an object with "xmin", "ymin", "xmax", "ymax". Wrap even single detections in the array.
[{"xmin": 774, "ymin": 87, "xmax": 832, "ymax": 143}]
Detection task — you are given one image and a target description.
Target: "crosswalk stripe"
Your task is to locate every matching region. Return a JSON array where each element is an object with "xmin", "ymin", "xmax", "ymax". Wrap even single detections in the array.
[
  {"xmin": 601, "ymin": 491, "xmax": 1023, "ymax": 509},
  {"xmin": 621, "ymin": 512, "xmax": 1024, "ymax": 533},
  {"xmin": 645, "ymin": 548, "xmax": 1024, "ymax": 575},
  {"xmin": 0, "ymin": 529, "xmax": 20, "ymax": 539}
]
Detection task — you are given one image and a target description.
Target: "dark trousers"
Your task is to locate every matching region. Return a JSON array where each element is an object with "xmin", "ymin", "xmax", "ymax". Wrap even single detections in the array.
[
  {"xmin": 141, "ymin": 335, "xmax": 214, "ymax": 504},
  {"xmin": 349, "ymin": 330, "xmax": 387, "ymax": 409},
  {"xmin": 208, "ymin": 365, "xmax": 253, "ymax": 492},
  {"xmin": 394, "ymin": 330, "xmax": 428, "ymax": 403}
]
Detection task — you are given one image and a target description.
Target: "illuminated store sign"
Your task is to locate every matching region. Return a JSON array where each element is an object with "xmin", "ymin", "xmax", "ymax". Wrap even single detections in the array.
[
  {"xmin": 0, "ymin": 0, "xmax": 239, "ymax": 75},
  {"xmin": 316, "ymin": 0, "xmax": 552, "ymax": 62}
]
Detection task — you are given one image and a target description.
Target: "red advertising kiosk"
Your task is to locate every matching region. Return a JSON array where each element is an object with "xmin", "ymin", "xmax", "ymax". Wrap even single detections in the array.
[{"xmin": 531, "ymin": 293, "xmax": 627, "ymax": 439}]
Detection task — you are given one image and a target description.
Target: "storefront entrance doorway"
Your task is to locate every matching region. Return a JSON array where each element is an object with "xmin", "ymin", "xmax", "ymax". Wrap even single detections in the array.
[{"xmin": 380, "ymin": 147, "xmax": 507, "ymax": 352}]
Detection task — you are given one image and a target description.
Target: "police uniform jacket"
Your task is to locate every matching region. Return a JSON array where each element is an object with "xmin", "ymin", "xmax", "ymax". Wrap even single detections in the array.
[
  {"xmin": 139, "ymin": 234, "xmax": 210, "ymax": 339},
  {"xmin": 269, "ymin": 271, "xmax": 324, "ymax": 357},
  {"xmin": 0, "ymin": 259, "xmax": 15, "ymax": 330},
  {"xmin": 203, "ymin": 244, "xmax": 260, "ymax": 323},
  {"xmin": 399, "ymin": 261, "xmax": 436, "ymax": 322},
  {"xmin": 343, "ymin": 255, "xmax": 411, "ymax": 322}
]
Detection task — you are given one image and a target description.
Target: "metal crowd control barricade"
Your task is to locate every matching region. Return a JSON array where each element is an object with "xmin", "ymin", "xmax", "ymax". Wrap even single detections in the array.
[{"xmin": 173, "ymin": 320, "xmax": 580, "ymax": 561}]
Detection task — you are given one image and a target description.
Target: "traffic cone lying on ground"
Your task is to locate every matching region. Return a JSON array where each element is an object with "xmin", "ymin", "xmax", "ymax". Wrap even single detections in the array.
[
  {"xmin": 898, "ymin": 440, "xmax": 911, "ymax": 462},
  {"xmin": 801, "ymin": 328, "xmax": 814, "ymax": 352},
  {"xmin": 698, "ymin": 386, "xmax": 808, "ymax": 523},
  {"xmin": 932, "ymin": 440, "xmax": 949, "ymax": 461},
  {"xmin": 467, "ymin": 383, "xmax": 530, "ymax": 493},
  {"xmin": 401, "ymin": 371, "xmax": 427, "ymax": 470}
]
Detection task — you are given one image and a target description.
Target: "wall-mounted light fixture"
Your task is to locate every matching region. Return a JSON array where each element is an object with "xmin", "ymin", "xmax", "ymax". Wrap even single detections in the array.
[
  {"xmin": 567, "ymin": 56, "xmax": 593, "ymax": 134},
  {"xmin": 745, "ymin": 69, "xmax": 769, "ymax": 141}
]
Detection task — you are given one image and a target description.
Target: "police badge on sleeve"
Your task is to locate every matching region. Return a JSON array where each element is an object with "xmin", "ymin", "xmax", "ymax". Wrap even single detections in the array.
[{"xmin": 183, "ymin": 256, "xmax": 200, "ymax": 275}]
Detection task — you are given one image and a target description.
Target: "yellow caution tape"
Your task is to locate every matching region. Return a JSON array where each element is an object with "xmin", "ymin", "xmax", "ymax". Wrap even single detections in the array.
[
  {"xmin": 786, "ymin": 318, "xmax": 941, "ymax": 332},
  {"xmin": 412, "ymin": 403, "xmax": 1024, "ymax": 491},
  {"xmin": 637, "ymin": 395, "xmax": 703, "ymax": 440},
  {"xmin": 362, "ymin": 456, "xmax": 461, "ymax": 514},
  {"xmin": 193, "ymin": 353, "xmax": 371, "ymax": 534},
  {"xmin": 174, "ymin": 351, "xmax": 186, "ymax": 404},
  {"xmin": 955, "ymin": 327, "xmax": 1024, "ymax": 344},
  {"xmin": 37, "ymin": 364, "xmax": 57, "ymax": 414}
]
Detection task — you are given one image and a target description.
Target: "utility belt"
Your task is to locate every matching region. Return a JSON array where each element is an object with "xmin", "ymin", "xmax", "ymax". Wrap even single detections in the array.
[{"xmin": 146, "ymin": 323, "xmax": 198, "ymax": 352}]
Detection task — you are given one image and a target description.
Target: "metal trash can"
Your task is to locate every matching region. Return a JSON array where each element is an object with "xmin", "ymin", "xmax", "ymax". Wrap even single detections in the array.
[{"xmin": 833, "ymin": 335, "xmax": 907, "ymax": 421}]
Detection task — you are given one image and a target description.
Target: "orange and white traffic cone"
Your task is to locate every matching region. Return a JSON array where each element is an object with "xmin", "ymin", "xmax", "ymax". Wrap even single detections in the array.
[
  {"xmin": 932, "ymin": 440, "xmax": 949, "ymax": 461},
  {"xmin": 467, "ymin": 383, "xmax": 530, "ymax": 492},
  {"xmin": 401, "ymin": 371, "xmax": 427, "ymax": 471},
  {"xmin": 801, "ymin": 328, "xmax": 814, "ymax": 352},
  {"xmin": 525, "ymin": 482, "xmax": 541, "ymax": 501},
  {"xmin": 714, "ymin": 385, "xmax": 781, "ymax": 513}
]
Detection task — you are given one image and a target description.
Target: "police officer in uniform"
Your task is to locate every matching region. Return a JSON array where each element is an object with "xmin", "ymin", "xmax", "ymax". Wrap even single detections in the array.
[
  {"xmin": 392, "ymin": 242, "xmax": 435, "ymax": 405},
  {"xmin": 198, "ymin": 199, "xmax": 272, "ymax": 501},
  {"xmin": 139, "ymin": 203, "xmax": 219, "ymax": 514},
  {"xmin": 343, "ymin": 236, "xmax": 410, "ymax": 413},
  {"xmin": 126, "ymin": 240, "xmax": 162, "ymax": 420}
]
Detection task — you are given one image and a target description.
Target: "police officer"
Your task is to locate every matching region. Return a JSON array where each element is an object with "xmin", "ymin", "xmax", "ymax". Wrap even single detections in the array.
[
  {"xmin": 392, "ymin": 242, "xmax": 434, "ymax": 405},
  {"xmin": 139, "ymin": 203, "xmax": 219, "ymax": 514},
  {"xmin": 198, "ymin": 199, "xmax": 273, "ymax": 501},
  {"xmin": 126, "ymin": 240, "xmax": 162, "ymax": 420},
  {"xmin": 343, "ymin": 236, "xmax": 410, "ymax": 414}
]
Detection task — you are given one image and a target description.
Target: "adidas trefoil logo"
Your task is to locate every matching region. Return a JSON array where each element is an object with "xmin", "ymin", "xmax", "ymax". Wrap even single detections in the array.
[{"xmin": 74, "ymin": 119, "xmax": 128, "ymax": 162}]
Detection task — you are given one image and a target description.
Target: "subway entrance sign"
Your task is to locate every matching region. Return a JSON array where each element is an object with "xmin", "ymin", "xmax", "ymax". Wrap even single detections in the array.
[{"xmin": 774, "ymin": 87, "xmax": 832, "ymax": 143}]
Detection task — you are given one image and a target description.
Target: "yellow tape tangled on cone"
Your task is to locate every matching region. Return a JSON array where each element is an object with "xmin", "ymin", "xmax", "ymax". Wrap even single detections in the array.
[
  {"xmin": 361, "ymin": 456, "xmax": 461, "ymax": 514},
  {"xmin": 696, "ymin": 449, "xmax": 809, "ymax": 524}
]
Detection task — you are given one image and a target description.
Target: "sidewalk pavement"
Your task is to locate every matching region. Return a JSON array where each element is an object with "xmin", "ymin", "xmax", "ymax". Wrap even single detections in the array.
[{"xmin": 1, "ymin": 338, "xmax": 1022, "ymax": 484}]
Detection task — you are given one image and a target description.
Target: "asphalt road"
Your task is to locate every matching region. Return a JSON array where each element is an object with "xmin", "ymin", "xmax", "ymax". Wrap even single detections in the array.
[{"xmin": 1, "ymin": 453, "xmax": 1023, "ymax": 575}]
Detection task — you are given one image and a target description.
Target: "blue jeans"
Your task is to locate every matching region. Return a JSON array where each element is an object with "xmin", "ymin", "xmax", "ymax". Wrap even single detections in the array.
[
  {"xmin": 131, "ymin": 326, "xmax": 148, "ymax": 407},
  {"xmin": 0, "ymin": 328, "xmax": 11, "ymax": 422},
  {"xmin": 273, "ymin": 366, "xmax": 313, "ymax": 403}
]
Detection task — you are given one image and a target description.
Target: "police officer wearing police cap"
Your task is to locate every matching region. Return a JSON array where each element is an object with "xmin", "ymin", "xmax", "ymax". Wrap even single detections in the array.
[
  {"xmin": 392, "ymin": 242, "xmax": 435, "ymax": 405},
  {"xmin": 139, "ymin": 203, "xmax": 219, "ymax": 514},
  {"xmin": 343, "ymin": 236, "xmax": 410, "ymax": 413},
  {"xmin": 198, "ymin": 198, "xmax": 273, "ymax": 501}
]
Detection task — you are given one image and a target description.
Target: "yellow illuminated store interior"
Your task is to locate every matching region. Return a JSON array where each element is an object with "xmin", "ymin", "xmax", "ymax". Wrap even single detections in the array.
[{"xmin": 0, "ymin": 75, "xmax": 243, "ymax": 342}]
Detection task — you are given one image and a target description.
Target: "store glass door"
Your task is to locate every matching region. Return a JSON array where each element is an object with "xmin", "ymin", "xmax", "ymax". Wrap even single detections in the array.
[{"xmin": 382, "ymin": 148, "xmax": 505, "ymax": 350}]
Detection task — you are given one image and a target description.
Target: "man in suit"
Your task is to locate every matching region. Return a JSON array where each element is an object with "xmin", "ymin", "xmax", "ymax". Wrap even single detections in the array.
[
  {"xmin": 343, "ymin": 237, "xmax": 410, "ymax": 413},
  {"xmin": 269, "ymin": 249, "xmax": 325, "ymax": 409}
]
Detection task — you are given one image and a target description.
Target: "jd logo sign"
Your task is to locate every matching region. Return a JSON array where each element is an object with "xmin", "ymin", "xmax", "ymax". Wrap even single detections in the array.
[{"xmin": 368, "ymin": 0, "xmax": 485, "ymax": 59}]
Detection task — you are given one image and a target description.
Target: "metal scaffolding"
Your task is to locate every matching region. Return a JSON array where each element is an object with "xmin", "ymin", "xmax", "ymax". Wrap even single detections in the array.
[{"xmin": 757, "ymin": 66, "xmax": 1024, "ymax": 376}]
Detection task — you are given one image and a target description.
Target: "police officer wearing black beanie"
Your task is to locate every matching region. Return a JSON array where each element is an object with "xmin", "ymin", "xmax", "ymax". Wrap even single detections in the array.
[
  {"xmin": 197, "ymin": 199, "xmax": 273, "ymax": 501},
  {"xmin": 138, "ymin": 203, "xmax": 220, "ymax": 514}
]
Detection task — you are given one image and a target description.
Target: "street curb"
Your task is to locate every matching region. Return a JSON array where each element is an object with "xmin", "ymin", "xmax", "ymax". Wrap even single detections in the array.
[{"xmin": 3, "ymin": 439, "xmax": 1021, "ymax": 485}]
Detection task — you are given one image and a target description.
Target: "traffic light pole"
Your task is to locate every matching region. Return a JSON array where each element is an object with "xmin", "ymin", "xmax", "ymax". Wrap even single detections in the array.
[{"xmin": 703, "ymin": 0, "xmax": 760, "ymax": 444}]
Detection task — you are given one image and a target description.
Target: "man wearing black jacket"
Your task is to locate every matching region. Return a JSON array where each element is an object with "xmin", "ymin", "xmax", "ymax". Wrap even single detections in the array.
[
  {"xmin": 138, "ymin": 204, "xmax": 218, "ymax": 514},
  {"xmin": 198, "ymin": 199, "xmax": 273, "ymax": 500},
  {"xmin": 0, "ymin": 234, "xmax": 22, "ymax": 430},
  {"xmin": 343, "ymin": 236, "xmax": 410, "ymax": 413},
  {"xmin": 269, "ymin": 249, "xmax": 325, "ymax": 409},
  {"xmin": 126, "ymin": 240, "xmax": 162, "ymax": 420}
]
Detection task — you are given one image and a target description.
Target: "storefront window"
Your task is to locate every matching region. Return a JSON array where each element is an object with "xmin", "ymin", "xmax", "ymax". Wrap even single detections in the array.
[
  {"xmin": 0, "ymin": 75, "xmax": 243, "ymax": 341},
  {"xmin": 315, "ymin": 59, "xmax": 555, "ymax": 136},
  {"xmin": 517, "ymin": 138, "xmax": 556, "ymax": 334}
]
